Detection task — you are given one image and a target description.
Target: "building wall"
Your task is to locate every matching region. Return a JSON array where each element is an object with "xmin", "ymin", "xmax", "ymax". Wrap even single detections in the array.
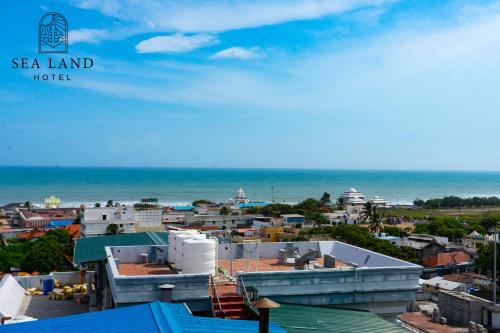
[
  {"xmin": 438, "ymin": 291, "xmax": 492, "ymax": 326},
  {"xmin": 237, "ymin": 266, "xmax": 421, "ymax": 314}
]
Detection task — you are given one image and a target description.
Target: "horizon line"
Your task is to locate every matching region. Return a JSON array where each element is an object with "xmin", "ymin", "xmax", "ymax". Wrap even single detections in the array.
[{"xmin": 1, "ymin": 165, "xmax": 500, "ymax": 173}]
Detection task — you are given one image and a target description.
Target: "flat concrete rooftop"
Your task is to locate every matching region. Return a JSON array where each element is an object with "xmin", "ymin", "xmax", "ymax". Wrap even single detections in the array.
[
  {"xmin": 118, "ymin": 263, "xmax": 177, "ymax": 276},
  {"xmin": 19, "ymin": 295, "xmax": 88, "ymax": 319},
  {"xmin": 218, "ymin": 258, "xmax": 349, "ymax": 274}
]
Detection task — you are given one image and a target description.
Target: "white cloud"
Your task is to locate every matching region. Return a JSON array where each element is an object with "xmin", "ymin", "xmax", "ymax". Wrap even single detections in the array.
[
  {"xmin": 73, "ymin": 0, "xmax": 396, "ymax": 34},
  {"xmin": 68, "ymin": 29, "xmax": 110, "ymax": 44},
  {"xmin": 135, "ymin": 33, "xmax": 218, "ymax": 53},
  {"xmin": 211, "ymin": 47, "xmax": 260, "ymax": 60}
]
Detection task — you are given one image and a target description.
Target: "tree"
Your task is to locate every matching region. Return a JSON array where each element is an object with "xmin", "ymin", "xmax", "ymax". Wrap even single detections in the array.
[
  {"xmin": 336, "ymin": 197, "xmax": 345, "ymax": 210},
  {"xmin": 73, "ymin": 212, "xmax": 81, "ymax": 224},
  {"xmin": 24, "ymin": 201, "xmax": 32, "ymax": 211},
  {"xmin": 220, "ymin": 207, "xmax": 230, "ymax": 216},
  {"xmin": 360, "ymin": 202, "xmax": 374, "ymax": 223},
  {"xmin": 94, "ymin": 202, "xmax": 101, "ymax": 207},
  {"xmin": 361, "ymin": 202, "xmax": 383, "ymax": 233},
  {"xmin": 106, "ymin": 223, "xmax": 119, "ymax": 235},
  {"xmin": 475, "ymin": 242, "xmax": 500, "ymax": 276},
  {"xmin": 23, "ymin": 237, "xmax": 65, "ymax": 274},
  {"xmin": 106, "ymin": 200, "xmax": 114, "ymax": 207},
  {"xmin": 193, "ymin": 199, "xmax": 213, "ymax": 206},
  {"xmin": 319, "ymin": 193, "xmax": 332, "ymax": 207}
]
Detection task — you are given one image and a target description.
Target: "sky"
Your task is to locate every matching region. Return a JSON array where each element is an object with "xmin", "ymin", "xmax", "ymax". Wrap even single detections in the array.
[{"xmin": 1, "ymin": 0, "xmax": 500, "ymax": 170}]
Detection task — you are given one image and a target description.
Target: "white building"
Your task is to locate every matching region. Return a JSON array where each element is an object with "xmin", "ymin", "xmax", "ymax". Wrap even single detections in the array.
[
  {"xmin": 370, "ymin": 195, "xmax": 387, "ymax": 208},
  {"xmin": 81, "ymin": 206, "xmax": 163, "ymax": 237},
  {"xmin": 229, "ymin": 188, "xmax": 250, "ymax": 205},
  {"xmin": 340, "ymin": 188, "xmax": 367, "ymax": 215}
]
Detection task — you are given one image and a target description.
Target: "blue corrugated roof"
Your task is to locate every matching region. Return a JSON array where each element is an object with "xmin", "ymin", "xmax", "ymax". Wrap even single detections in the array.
[
  {"xmin": 174, "ymin": 205, "xmax": 194, "ymax": 211},
  {"xmin": 48, "ymin": 220, "xmax": 75, "ymax": 227},
  {"xmin": 0, "ymin": 301, "xmax": 286, "ymax": 333},
  {"xmin": 239, "ymin": 202, "xmax": 272, "ymax": 208}
]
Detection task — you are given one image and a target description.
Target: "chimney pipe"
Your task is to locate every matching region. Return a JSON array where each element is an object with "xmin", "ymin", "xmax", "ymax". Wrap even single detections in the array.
[{"xmin": 252, "ymin": 297, "xmax": 280, "ymax": 333}]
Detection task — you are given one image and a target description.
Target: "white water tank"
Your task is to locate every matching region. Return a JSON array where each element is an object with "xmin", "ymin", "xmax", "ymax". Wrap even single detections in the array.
[
  {"xmin": 167, "ymin": 230, "xmax": 198, "ymax": 264},
  {"xmin": 175, "ymin": 233, "xmax": 206, "ymax": 269},
  {"xmin": 182, "ymin": 238, "xmax": 217, "ymax": 275}
]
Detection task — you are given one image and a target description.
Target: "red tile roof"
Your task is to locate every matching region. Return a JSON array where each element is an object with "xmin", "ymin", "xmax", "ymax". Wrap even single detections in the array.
[
  {"xmin": 16, "ymin": 228, "xmax": 45, "ymax": 239},
  {"xmin": 422, "ymin": 251, "xmax": 471, "ymax": 267},
  {"xmin": 64, "ymin": 224, "xmax": 81, "ymax": 239}
]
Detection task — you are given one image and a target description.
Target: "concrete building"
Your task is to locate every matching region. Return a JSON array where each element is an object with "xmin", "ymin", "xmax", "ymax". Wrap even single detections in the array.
[
  {"xmin": 229, "ymin": 188, "xmax": 250, "ymax": 205},
  {"xmin": 184, "ymin": 214, "xmax": 261, "ymax": 230},
  {"xmin": 438, "ymin": 290, "xmax": 492, "ymax": 327},
  {"xmin": 281, "ymin": 214, "xmax": 305, "ymax": 226},
  {"xmin": 81, "ymin": 206, "xmax": 163, "ymax": 237},
  {"xmin": 340, "ymin": 188, "xmax": 367, "ymax": 215},
  {"xmin": 74, "ymin": 233, "xmax": 422, "ymax": 317},
  {"xmin": 16, "ymin": 208, "xmax": 78, "ymax": 228}
]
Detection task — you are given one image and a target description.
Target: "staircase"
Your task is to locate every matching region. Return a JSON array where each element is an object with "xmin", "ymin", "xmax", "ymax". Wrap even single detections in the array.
[{"xmin": 211, "ymin": 283, "xmax": 252, "ymax": 320}]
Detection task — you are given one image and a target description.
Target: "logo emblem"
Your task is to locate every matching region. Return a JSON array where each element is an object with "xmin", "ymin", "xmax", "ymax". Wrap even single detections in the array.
[{"xmin": 39, "ymin": 12, "xmax": 68, "ymax": 53}]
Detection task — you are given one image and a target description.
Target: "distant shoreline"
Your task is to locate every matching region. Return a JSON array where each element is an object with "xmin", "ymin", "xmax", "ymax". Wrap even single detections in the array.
[{"xmin": 1, "ymin": 167, "xmax": 500, "ymax": 207}]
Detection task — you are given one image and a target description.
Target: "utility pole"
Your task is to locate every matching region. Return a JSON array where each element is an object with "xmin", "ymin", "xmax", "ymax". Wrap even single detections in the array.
[
  {"xmin": 271, "ymin": 186, "xmax": 274, "ymax": 203},
  {"xmin": 491, "ymin": 226, "xmax": 499, "ymax": 304}
]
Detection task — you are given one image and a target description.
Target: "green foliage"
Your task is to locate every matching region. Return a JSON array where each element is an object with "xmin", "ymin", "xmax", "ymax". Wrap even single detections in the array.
[
  {"xmin": 22, "ymin": 237, "xmax": 65, "ymax": 274},
  {"xmin": 0, "ymin": 241, "xmax": 29, "ymax": 272},
  {"xmin": 418, "ymin": 196, "xmax": 500, "ymax": 209},
  {"xmin": 319, "ymin": 193, "xmax": 332, "ymax": 207},
  {"xmin": 475, "ymin": 242, "xmax": 500, "ymax": 275},
  {"xmin": 106, "ymin": 223, "xmax": 119, "ymax": 235},
  {"xmin": 106, "ymin": 199, "xmax": 114, "ymax": 207},
  {"xmin": 414, "ymin": 216, "xmax": 489, "ymax": 240},
  {"xmin": 381, "ymin": 226, "xmax": 402, "ymax": 237},
  {"xmin": 94, "ymin": 202, "xmax": 101, "ymax": 207},
  {"xmin": 74, "ymin": 212, "xmax": 81, "ymax": 224},
  {"xmin": 192, "ymin": 199, "xmax": 213, "ymax": 206},
  {"xmin": 220, "ymin": 206, "xmax": 230, "ymax": 215}
]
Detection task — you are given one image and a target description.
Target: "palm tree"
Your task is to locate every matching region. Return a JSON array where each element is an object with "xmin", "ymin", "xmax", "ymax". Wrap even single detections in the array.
[
  {"xmin": 361, "ymin": 202, "xmax": 383, "ymax": 233},
  {"xmin": 368, "ymin": 212, "xmax": 383, "ymax": 234},
  {"xmin": 106, "ymin": 200, "xmax": 114, "ymax": 207},
  {"xmin": 336, "ymin": 197, "xmax": 345, "ymax": 210},
  {"xmin": 319, "ymin": 192, "xmax": 332, "ymax": 207},
  {"xmin": 360, "ymin": 201, "xmax": 374, "ymax": 222}
]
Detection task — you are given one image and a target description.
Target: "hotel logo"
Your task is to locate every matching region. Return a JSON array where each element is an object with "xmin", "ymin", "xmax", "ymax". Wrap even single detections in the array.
[{"xmin": 38, "ymin": 12, "xmax": 68, "ymax": 53}]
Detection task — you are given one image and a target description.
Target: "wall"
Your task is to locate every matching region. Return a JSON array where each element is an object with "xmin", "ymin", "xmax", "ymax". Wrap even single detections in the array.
[
  {"xmin": 237, "ymin": 266, "xmax": 421, "ymax": 314},
  {"xmin": 15, "ymin": 271, "xmax": 84, "ymax": 289},
  {"xmin": 438, "ymin": 291, "xmax": 492, "ymax": 326},
  {"xmin": 111, "ymin": 245, "xmax": 168, "ymax": 264}
]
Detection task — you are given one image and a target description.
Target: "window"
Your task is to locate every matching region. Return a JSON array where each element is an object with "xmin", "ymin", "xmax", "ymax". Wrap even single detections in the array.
[
  {"xmin": 102, "ymin": 214, "xmax": 107, "ymax": 220},
  {"xmin": 119, "ymin": 224, "xmax": 123, "ymax": 227}
]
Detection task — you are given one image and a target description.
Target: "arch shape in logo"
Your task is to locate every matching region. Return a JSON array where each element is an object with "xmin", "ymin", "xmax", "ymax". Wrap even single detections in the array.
[{"xmin": 39, "ymin": 12, "xmax": 68, "ymax": 53}]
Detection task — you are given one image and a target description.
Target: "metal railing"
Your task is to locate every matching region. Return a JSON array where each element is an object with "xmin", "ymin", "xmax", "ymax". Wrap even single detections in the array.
[
  {"xmin": 210, "ymin": 275, "xmax": 226, "ymax": 318},
  {"xmin": 238, "ymin": 275, "xmax": 259, "ymax": 319}
]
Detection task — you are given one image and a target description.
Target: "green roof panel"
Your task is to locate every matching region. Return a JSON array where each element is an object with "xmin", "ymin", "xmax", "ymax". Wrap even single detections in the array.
[
  {"xmin": 270, "ymin": 304, "xmax": 407, "ymax": 333},
  {"xmin": 74, "ymin": 231, "xmax": 168, "ymax": 264}
]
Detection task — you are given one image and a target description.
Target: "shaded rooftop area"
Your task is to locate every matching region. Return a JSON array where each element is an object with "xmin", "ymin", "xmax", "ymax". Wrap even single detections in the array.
[
  {"xmin": 118, "ymin": 263, "xmax": 177, "ymax": 276},
  {"xmin": 18, "ymin": 295, "xmax": 87, "ymax": 320}
]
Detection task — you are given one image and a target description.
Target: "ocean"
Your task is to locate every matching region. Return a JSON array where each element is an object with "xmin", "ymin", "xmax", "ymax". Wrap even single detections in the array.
[{"xmin": 1, "ymin": 167, "xmax": 500, "ymax": 207}]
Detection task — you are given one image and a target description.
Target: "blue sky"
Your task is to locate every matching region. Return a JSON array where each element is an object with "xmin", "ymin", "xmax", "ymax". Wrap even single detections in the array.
[{"xmin": 1, "ymin": 0, "xmax": 500, "ymax": 170}]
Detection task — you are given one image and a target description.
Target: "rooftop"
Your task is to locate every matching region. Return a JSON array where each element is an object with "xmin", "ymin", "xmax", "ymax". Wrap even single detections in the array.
[
  {"xmin": 118, "ymin": 263, "xmax": 177, "ymax": 276},
  {"xmin": 73, "ymin": 232, "xmax": 168, "ymax": 264},
  {"xmin": 218, "ymin": 258, "xmax": 349, "ymax": 274},
  {"xmin": 0, "ymin": 301, "xmax": 286, "ymax": 333},
  {"xmin": 271, "ymin": 303, "xmax": 407, "ymax": 333}
]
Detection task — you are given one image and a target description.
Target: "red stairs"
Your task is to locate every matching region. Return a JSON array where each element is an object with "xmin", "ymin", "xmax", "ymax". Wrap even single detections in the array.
[{"xmin": 212, "ymin": 284, "xmax": 251, "ymax": 319}]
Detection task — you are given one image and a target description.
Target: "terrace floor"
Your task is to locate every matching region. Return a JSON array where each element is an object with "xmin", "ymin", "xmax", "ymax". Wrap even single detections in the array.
[
  {"xmin": 118, "ymin": 263, "xmax": 177, "ymax": 276},
  {"xmin": 217, "ymin": 257, "xmax": 349, "ymax": 274},
  {"xmin": 18, "ymin": 295, "xmax": 88, "ymax": 319}
]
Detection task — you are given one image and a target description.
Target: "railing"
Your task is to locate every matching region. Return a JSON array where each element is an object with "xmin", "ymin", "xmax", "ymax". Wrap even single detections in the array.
[
  {"xmin": 239, "ymin": 275, "xmax": 259, "ymax": 319},
  {"xmin": 210, "ymin": 275, "xmax": 226, "ymax": 318},
  {"xmin": 397, "ymin": 317, "xmax": 427, "ymax": 333}
]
